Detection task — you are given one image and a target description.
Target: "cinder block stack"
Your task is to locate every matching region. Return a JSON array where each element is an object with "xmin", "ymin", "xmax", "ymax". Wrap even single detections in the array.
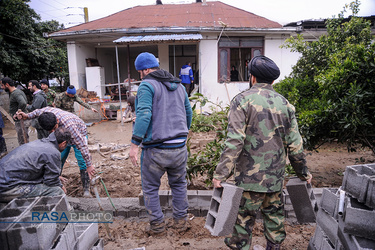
[
  {"xmin": 205, "ymin": 183, "xmax": 244, "ymax": 236},
  {"xmin": 0, "ymin": 195, "xmax": 104, "ymax": 250},
  {"xmin": 309, "ymin": 164, "xmax": 375, "ymax": 250}
]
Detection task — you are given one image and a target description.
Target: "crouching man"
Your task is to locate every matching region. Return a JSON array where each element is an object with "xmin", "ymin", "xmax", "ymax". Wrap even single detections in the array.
[{"xmin": 0, "ymin": 127, "xmax": 71, "ymax": 202}]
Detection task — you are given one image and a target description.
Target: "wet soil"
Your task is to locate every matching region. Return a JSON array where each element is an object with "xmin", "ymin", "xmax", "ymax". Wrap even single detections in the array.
[{"xmin": 2, "ymin": 118, "xmax": 374, "ymax": 249}]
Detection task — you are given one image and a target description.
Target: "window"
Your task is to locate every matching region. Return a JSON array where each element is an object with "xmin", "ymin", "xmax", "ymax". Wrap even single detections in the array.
[{"xmin": 218, "ymin": 37, "xmax": 263, "ymax": 82}]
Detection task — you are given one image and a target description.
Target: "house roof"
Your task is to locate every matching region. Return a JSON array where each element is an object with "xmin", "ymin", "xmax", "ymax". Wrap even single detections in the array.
[{"xmin": 51, "ymin": 1, "xmax": 282, "ymax": 37}]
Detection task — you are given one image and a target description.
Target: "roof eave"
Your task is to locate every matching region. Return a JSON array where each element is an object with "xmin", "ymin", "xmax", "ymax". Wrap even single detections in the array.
[{"xmin": 48, "ymin": 26, "xmax": 297, "ymax": 39}]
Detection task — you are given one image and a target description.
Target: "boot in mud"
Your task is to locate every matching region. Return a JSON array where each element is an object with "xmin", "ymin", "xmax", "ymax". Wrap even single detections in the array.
[{"xmin": 80, "ymin": 169, "xmax": 92, "ymax": 198}]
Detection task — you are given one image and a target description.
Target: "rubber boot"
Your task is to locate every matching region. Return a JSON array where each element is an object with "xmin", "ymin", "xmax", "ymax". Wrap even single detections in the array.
[
  {"xmin": 80, "ymin": 170, "xmax": 92, "ymax": 198},
  {"xmin": 266, "ymin": 240, "xmax": 281, "ymax": 250}
]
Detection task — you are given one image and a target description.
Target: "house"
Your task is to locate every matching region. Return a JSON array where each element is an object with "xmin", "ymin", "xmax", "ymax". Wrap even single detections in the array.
[{"xmin": 48, "ymin": 0, "xmax": 321, "ymax": 106}]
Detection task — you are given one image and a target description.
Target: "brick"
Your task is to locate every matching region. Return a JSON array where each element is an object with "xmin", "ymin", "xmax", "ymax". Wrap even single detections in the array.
[
  {"xmin": 316, "ymin": 208, "xmax": 338, "ymax": 245},
  {"xmin": 342, "ymin": 164, "xmax": 375, "ymax": 204},
  {"xmin": 342, "ymin": 196, "xmax": 375, "ymax": 240},
  {"xmin": 204, "ymin": 183, "xmax": 244, "ymax": 236},
  {"xmin": 337, "ymin": 215, "xmax": 375, "ymax": 250},
  {"xmin": 74, "ymin": 223, "xmax": 99, "ymax": 250},
  {"xmin": 286, "ymin": 177, "xmax": 317, "ymax": 223}
]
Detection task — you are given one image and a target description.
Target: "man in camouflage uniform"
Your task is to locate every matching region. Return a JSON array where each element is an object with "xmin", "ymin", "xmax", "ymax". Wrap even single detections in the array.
[
  {"xmin": 213, "ymin": 56, "xmax": 312, "ymax": 250},
  {"xmin": 40, "ymin": 79, "xmax": 56, "ymax": 107},
  {"xmin": 54, "ymin": 85, "xmax": 98, "ymax": 113}
]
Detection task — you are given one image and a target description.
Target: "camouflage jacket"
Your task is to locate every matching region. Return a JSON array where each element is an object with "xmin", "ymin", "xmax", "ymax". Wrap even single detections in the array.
[
  {"xmin": 44, "ymin": 89, "xmax": 56, "ymax": 106},
  {"xmin": 214, "ymin": 83, "xmax": 311, "ymax": 192},
  {"xmin": 54, "ymin": 92, "xmax": 91, "ymax": 113}
]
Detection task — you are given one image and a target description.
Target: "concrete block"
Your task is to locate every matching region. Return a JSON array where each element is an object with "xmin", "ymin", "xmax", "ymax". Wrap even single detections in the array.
[
  {"xmin": 366, "ymin": 177, "xmax": 375, "ymax": 209},
  {"xmin": 6, "ymin": 195, "xmax": 69, "ymax": 250},
  {"xmin": 286, "ymin": 177, "xmax": 317, "ymax": 223},
  {"xmin": 342, "ymin": 164, "xmax": 375, "ymax": 205},
  {"xmin": 338, "ymin": 216, "xmax": 375, "ymax": 250},
  {"xmin": 91, "ymin": 238, "xmax": 104, "ymax": 250},
  {"xmin": 205, "ymin": 183, "xmax": 243, "ymax": 236},
  {"xmin": 316, "ymin": 208, "xmax": 338, "ymax": 245},
  {"xmin": 0, "ymin": 197, "xmax": 39, "ymax": 250},
  {"xmin": 311, "ymin": 225, "xmax": 325, "ymax": 250},
  {"xmin": 50, "ymin": 233, "xmax": 68, "ymax": 250},
  {"xmin": 187, "ymin": 190, "xmax": 198, "ymax": 207},
  {"xmin": 197, "ymin": 190, "xmax": 213, "ymax": 208},
  {"xmin": 320, "ymin": 188, "xmax": 339, "ymax": 218},
  {"xmin": 74, "ymin": 223, "xmax": 99, "ymax": 250},
  {"xmin": 342, "ymin": 196, "xmax": 375, "ymax": 240},
  {"xmin": 138, "ymin": 190, "xmax": 169, "ymax": 207}
]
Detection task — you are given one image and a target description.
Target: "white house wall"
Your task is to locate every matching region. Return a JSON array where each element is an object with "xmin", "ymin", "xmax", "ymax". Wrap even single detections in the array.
[
  {"xmin": 264, "ymin": 34, "xmax": 301, "ymax": 81},
  {"xmin": 67, "ymin": 41, "xmax": 96, "ymax": 90},
  {"xmin": 197, "ymin": 34, "xmax": 302, "ymax": 111}
]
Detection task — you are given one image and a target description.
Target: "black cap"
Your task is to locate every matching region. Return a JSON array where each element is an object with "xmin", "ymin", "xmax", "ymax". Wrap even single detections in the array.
[
  {"xmin": 248, "ymin": 56, "xmax": 280, "ymax": 82},
  {"xmin": 40, "ymin": 79, "xmax": 49, "ymax": 87}
]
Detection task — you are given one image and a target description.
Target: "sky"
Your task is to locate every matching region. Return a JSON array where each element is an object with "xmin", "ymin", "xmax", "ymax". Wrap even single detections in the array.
[{"xmin": 28, "ymin": 0, "xmax": 375, "ymax": 28}]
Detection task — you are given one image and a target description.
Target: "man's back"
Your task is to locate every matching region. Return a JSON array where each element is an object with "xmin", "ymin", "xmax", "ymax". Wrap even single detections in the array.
[
  {"xmin": 9, "ymin": 89, "xmax": 27, "ymax": 116},
  {"xmin": 0, "ymin": 133, "xmax": 61, "ymax": 192}
]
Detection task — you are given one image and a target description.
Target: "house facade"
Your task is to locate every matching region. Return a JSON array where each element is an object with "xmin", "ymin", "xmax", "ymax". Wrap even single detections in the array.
[{"xmin": 48, "ymin": 1, "xmax": 324, "ymax": 105}]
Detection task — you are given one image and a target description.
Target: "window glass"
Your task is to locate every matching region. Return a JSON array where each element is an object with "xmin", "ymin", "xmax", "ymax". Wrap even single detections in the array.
[{"xmin": 219, "ymin": 49, "xmax": 228, "ymax": 81}]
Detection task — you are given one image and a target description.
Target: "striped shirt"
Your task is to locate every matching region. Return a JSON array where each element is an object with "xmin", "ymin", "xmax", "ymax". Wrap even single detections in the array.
[{"xmin": 26, "ymin": 107, "xmax": 92, "ymax": 168}]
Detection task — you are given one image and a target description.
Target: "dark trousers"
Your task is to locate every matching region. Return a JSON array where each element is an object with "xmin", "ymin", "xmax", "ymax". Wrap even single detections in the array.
[{"xmin": 181, "ymin": 83, "xmax": 192, "ymax": 97}]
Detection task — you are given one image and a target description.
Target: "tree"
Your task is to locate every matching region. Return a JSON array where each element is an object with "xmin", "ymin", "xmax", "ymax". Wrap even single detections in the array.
[
  {"xmin": 0, "ymin": 0, "xmax": 68, "ymax": 87},
  {"xmin": 275, "ymin": 0, "xmax": 375, "ymax": 154}
]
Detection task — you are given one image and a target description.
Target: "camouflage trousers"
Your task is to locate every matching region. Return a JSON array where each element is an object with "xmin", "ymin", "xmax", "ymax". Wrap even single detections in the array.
[
  {"xmin": 0, "ymin": 184, "xmax": 64, "ymax": 202},
  {"xmin": 224, "ymin": 190, "xmax": 286, "ymax": 250}
]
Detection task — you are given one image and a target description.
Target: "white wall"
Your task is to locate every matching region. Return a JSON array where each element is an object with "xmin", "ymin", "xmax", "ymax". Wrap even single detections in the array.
[
  {"xmin": 197, "ymin": 34, "xmax": 302, "ymax": 110},
  {"xmin": 158, "ymin": 44, "xmax": 169, "ymax": 70},
  {"xmin": 264, "ymin": 34, "xmax": 301, "ymax": 82},
  {"xmin": 67, "ymin": 41, "xmax": 96, "ymax": 90}
]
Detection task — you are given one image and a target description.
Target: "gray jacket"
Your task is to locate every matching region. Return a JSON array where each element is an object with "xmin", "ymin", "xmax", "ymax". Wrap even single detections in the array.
[{"xmin": 0, "ymin": 132, "xmax": 62, "ymax": 192}]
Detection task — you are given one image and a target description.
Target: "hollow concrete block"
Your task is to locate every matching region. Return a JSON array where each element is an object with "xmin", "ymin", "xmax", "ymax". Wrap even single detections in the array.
[
  {"xmin": 342, "ymin": 196, "xmax": 375, "ymax": 240},
  {"xmin": 286, "ymin": 177, "xmax": 317, "ymax": 223},
  {"xmin": 0, "ymin": 197, "xmax": 39, "ymax": 250},
  {"xmin": 319, "ymin": 188, "xmax": 339, "ymax": 219},
  {"xmin": 316, "ymin": 208, "xmax": 338, "ymax": 245},
  {"xmin": 6, "ymin": 195, "xmax": 69, "ymax": 250},
  {"xmin": 74, "ymin": 223, "xmax": 99, "ymax": 250},
  {"xmin": 205, "ymin": 183, "xmax": 243, "ymax": 236},
  {"xmin": 342, "ymin": 164, "xmax": 375, "ymax": 205},
  {"xmin": 337, "ymin": 215, "xmax": 375, "ymax": 250}
]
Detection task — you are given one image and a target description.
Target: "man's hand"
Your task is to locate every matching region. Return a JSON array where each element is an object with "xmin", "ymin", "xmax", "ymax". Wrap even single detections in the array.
[
  {"xmin": 129, "ymin": 143, "xmax": 139, "ymax": 167},
  {"xmin": 86, "ymin": 165, "xmax": 96, "ymax": 179},
  {"xmin": 62, "ymin": 185, "xmax": 67, "ymax": 194},
  {"xmin": 213, "ymin": 178, "xmax": 222, "ymax": 188},
  {"xmin": 59, "ymin": 176, "xmax": 68, "ymax": 185},
  {"xmin": 91, "ymin": 108, "xmax": 99, "ymax": 113},
  {"xmin": 15, "ymin": 111, "xmax": 28, "ymax": 120},
  {"xmin": 306, "ymin": 173, "xmax": 313, "ymax": 184}
]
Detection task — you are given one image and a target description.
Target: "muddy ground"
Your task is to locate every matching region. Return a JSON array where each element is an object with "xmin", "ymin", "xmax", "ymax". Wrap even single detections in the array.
[{"xmin": 2, "ymin": 118, "xmax": 374, "ymax": 249}]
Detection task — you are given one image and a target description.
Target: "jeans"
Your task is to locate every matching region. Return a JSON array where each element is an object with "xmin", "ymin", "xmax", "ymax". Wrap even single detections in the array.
[
  {"xmin": 61, "ymin": 144, "xmax": 86, "ymax": 170},
  {"xmin": 141, "ymin": 146, "xmax": 188, "ymax": 223}
]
